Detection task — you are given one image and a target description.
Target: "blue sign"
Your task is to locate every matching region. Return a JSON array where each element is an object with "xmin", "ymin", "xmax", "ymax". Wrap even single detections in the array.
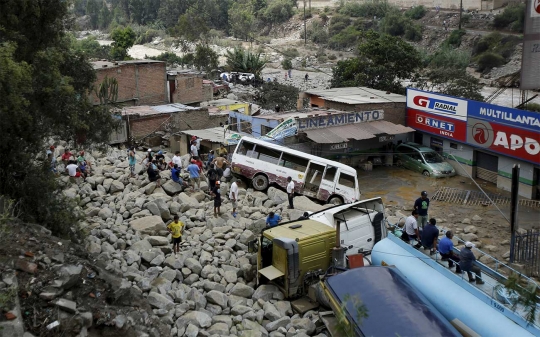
[{"xmin": 468, "ymin": 101, "xmax": 540, "ymax": 132}]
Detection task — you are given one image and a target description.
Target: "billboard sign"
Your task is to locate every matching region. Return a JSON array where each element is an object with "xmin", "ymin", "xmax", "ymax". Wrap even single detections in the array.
[
  {"xmin": 521, "ymin": 0, "xmax": 540, "ymax": 89},
  {"xmin": 407, "ymin": 108, "xmax": 467, "ymax": 142},
  {"xmin": 468, "ymin": 101, "xmax": 540, "ymax": 132},
  {"xmin": 467, "ymin": 117, "xmax": 540, "ymax": 164},
  {"xmin": 406, "ymin": 88, "xmax": 468, "ymax": 121}
]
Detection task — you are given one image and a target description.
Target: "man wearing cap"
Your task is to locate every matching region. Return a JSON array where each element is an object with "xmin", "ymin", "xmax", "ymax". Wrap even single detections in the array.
[
  {"xmin": 439, "ymin": 231, "xmax": 462, "ymax": 273},
  {"xmin": 459, "ymin": 242, "xmax": 484, "ymax": 284},
  {"xmin": 414, "ymin": 191, "xmax": 430, "ymax": 229}
]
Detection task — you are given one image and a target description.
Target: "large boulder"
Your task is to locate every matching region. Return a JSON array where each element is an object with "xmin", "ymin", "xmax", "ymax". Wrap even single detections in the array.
[
  {"xmin": 146, "ymin": 236, "xmax": 169, "ymax": 246},
  {"xmin": 252, "ymin": 285, "xmax": 283, "ymax": 301},
  {"xmin": 162, "ymin": 180, "xmax": 183, "ymax": 196},
  {"xmin": 110, "ymin": 181, "xmax": 125, "ymax": 193},
  {"xmin": 98, "ymin": 207, "xmax": 113, "ymax": 220},
  {"xmin": 147, "ymin": 292, "xmax": 174, "ymax": 310},
  {"xmin": 175, "ymin": 311, "xmax": 212, "ymax": 328},
  {"xmin": 229, "ymin": 283, "xmax": 254, "ymax": 298},
  {"xmin": 129, "ymin": 215, "xmax": 166, "ymax": 235},
  {"xmin": 178, "ymin": 192, "xmax": 200, "ymax": 208}
]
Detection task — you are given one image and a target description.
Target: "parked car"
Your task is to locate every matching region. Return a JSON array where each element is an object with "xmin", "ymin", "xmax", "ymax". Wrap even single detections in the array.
[
  {"xmin": 221, "ymin": 72, "xmax": 255, "ymax": 83},
  {"xmin": 395, "ymin": 142, "xmax": 456, "ymax": 177}
]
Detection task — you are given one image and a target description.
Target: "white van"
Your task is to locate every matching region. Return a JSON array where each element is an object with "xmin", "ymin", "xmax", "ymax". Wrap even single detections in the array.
[
  {"xmin": 307, "ymin": 198, "xmax": 386, "ymax": 256},
  {"xmin": 231, "ymin": 137, "xmax": 361, "ymax": 204}
]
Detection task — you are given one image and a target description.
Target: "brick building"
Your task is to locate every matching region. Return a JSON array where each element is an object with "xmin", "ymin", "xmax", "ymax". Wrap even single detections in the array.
[
  {"xmin": 91, "ymin": 60, "xmax": 167, "ymax": 106},
  {"xmin": 301, "ymin": 87, "xmax": 406, "ymax": 125},
  {"xmin": 121, "ymin": 103, "xmax": 229, "ymax": 142},
  {"xmin": 167, "ymin": 70, "xmax": 212, "ymax": 105}
]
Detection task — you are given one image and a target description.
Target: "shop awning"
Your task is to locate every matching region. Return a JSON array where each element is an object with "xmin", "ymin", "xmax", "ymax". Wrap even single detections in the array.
[{"xmin": 302, "ymin": 121, "xmax": 414, "ymax": 144}]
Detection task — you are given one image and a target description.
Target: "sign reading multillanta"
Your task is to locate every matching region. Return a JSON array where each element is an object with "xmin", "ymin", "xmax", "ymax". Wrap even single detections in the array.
[{"xmin": 468, "ymin": 101, "xmax": 540, "ymax": 132}]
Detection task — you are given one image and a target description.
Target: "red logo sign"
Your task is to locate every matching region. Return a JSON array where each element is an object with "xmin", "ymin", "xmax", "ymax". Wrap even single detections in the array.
[
  {"xmin": 536, "ymin": 0, "xmax": 540, "ymax": 14},
  {"xmin": 413, "ymin": 96, "xmax": 429, "ymax": 107},
  {"xmin": 472, "ymin": 123, "xmax": 490, "ymax": 144},
  {"xmin": 407, "ymin": 109, "xmax": 467, "ymax": 142}
]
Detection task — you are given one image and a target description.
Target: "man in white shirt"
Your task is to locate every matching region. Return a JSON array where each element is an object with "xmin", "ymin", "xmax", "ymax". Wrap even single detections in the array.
[
  {"xmin": 286, "ymin": 176, "xmax": 295, "ymax": 209},
  {"xmin": 190, "ymin": 141, "xmax": 198, "ymax": 158},
  {"xmin": 172, "ymin": 151, "xmax": 182, "ymax": 170},
  {"xmin": 403, "ymin": 210, "xmax": 421, "ymax": 249},
  {"xmin": 65, "ymin": 160, "xmax": 82, "ymax": 178},
  {"xmin": 229, "ymin": 181, "xmax": 239, "ymax": 218}
]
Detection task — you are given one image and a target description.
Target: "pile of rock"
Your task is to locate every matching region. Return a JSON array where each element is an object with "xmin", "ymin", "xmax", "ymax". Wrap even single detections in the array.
[{"xmin": 56, "ymin": 146, "xmax": 329, "ymax": 336}]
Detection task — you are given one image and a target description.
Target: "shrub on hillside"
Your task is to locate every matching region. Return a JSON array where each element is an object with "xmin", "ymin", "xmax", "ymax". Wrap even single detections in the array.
[
  {"xmin": 281, "ymin": 58, "xmax": 293, "ymax": 70},
  {"xmin": 404, "ymin": 23, "xmax": 423, "ymax": 41},
  {"xmin": 263, "ymin": 0, "xmax": 295, "ymax": 24},
  {"xmin": 329, "ymin": 25, "xmax": 363, "ymax": 49},
  {"xmin": 492, "ymin": 3, "xmax": 525, "ymax": 32},
  {"xmin": 339, "ymin": 1, "xmax": 397, "ymax": 18},
  {"xmin": 405, "ymin": 5, "xmax": 427, "ymax": 20},
  {"xmin": 476, "ymin": 52, "xmax": 505, "ymax": 72},
  {"xmin": 428, "ymin": 47, "xmax": 471, "ymax": 70},
  {"xmin": 328, "ymin": 14, "xmax": 352, "ymax": 36},
  {"xmin": 380, "ymin": 13, "xmax": 423, "ymax": 41},
  {"xmin": 524, "ymin": 103, "xmax": 540, "ymax": 112},
  {"xmin": 306, "ymin": 20, "xmax": 329, "ymax": 44},
  {"xmin": 443, "ymin": 29, "xmax": 466, "ymax": 47}
]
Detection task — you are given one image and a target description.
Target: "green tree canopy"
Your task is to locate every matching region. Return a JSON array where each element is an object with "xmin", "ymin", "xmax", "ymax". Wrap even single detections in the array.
[
  {"xmin": 110, "ymin": 26, "xmax": 136, "ymax": 60},
  {"xmin": 331, "ymin": 31, "xmax": 422, "ymax": 94},
  {"xmin": 225, "ymin": 47, "xmax": 267, "ymax": 78},
  {"xmin": 0, "ymin": 0, "xmax": 117, "ymax": 234}
]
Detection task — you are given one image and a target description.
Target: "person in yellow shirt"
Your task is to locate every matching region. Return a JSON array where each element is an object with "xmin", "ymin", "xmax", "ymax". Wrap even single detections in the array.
[{"xmin": 167, "ymin": 215, "xmax": 184, "ymax": 255}]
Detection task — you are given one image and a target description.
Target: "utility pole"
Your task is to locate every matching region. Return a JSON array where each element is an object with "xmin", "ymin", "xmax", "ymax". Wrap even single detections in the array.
[
  {"xmin": 509, "ymin": 164, "xmax": 520, "ymax": 263},
  {"xmin": 458, "ymin": 0, "xmax": 463, "ymax": 30},
  {"xmin": 304, "ymin": 0, "xmax": 307, "ymax": 45}
]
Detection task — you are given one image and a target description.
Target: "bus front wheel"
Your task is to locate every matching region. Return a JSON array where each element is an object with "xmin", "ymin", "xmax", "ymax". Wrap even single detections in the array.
[
  {"xmin": 252, "ymin": 174, "xmax": 269, "ymax": 191},
  {"xmin": 328, "ymin": 196, "xmax": 343, "ymax": 205}
]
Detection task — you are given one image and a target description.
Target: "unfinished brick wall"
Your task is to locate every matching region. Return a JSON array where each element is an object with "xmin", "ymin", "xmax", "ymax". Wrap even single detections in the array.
[
  {"xmin": 128, "ymin": 110, "xmax": 228, "ymax": 140},
  {"xmin": 173, "ymin": 75, "xmax": 205, "ymax": 105},
  {"xmin": 91, "ymin": 62, "xmax": 167, "ymax": 106},
  {"xmin": 321, "ymin": 101, "xmax": 407, "ymax": 125}
]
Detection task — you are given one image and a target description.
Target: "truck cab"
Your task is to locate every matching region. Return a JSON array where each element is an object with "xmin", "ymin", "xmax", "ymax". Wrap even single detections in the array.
[
  {"xmin": 307, "ymin": 198, "xmax": 386, "ymax": 257},
  {"xmin": 254, "ymin": 220, "xmax": 336, "ymax": 298}
]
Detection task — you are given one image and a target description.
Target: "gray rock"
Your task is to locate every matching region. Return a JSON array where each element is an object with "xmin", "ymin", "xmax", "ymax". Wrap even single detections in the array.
[
  {"xmin": 147, "ymin": 236, "xmax": 169, "ymax": 246},
  {"xmin": 231, "ymin": 305, "xmax": 253, "ymax": 315},
  {"xmin": 460, "ymin": 233, "xmax": 478, "ymax": 242},
  {"xmin": 124, "ymin": 250, "xmax": 142, "ymax": 266},
  {"xmin": 252, "ymin": 284, "xmax": 283, "ymax": 301},
  {"xmin": 208, "ymin": 322, "xmax": 230, "ymax": 335},
  {"xmin": 129, "ymin": 215, "xmax": 166, "ymax": 235},
  {"xmin": 206, "ymin": 290, "xmax": 228, "ymax": 309},
  {"xmin": 178, "ymin": 192, "xmax": 200, "ymax": 208},
  {"xmin": 110, "ymin": 181, "xmax": 124, "ymax": 193},
  {"xmin": 175, "ymin": 310, "xmax": 212, "ymax": 328},
  {"xmin": 185, "ymin": 258, "xmax": 203, "ymax": 275},
  {"xmin": 462, "ymin": 218, "xmax": 471, "ymax": 224},
  {"xmin": 213, "ymin": 315, "xmax": 233, "ymax": 328},
  {"xmin": 201, "ymin": 265, "xmax": 218, "ymax": 278},
  {"xmin": 163, "ymin": 254, "xmax": 185, "ymax": 269},
  {"xmin": 265, "ymin": 316, "xmax": 291, "ymax": 332},
  {"xmin": 147, "ymin": 292, "xmax": 174, "ymax": 310},
  {"xmin": 86, "ymin": 241, "xmax": 101, "ymax": 254},
  {"xmin": 274, "ymin": 301, "xmax": 292, "ymax": 317},
  {"xmin": 162, "ymin": 180, "xmax": 183, "ymax": 196},
  {"xmin": 224, "ymin": 270, "xmax": 238, "ymax": 283},
  {"xmin": 53, "ymin": 298, "xmax": 77, "ymax": 313},
  {"xmin": 185, "ymin": 323, "xmax": 198, "ymax": 337},
  {"xmin": 98, "ymin": 207, "xmax": 113, "ymax": 220},
  {"xmin": 291, "ymin": 318, "xmax": 316, "ymax": 335},
  {"xmin": 129, "ymin": 239, "xmax": 152, "ymax": 253},
  {"xmin": 239, "ymin": 229, "xmax": 255, "ymax": 244},
  {"xmin": 150, "ymin": 254, "xmax": 165, "ymax": 266},
  {"xmin": 472, "ymin": 215, "xmax": 482, "ymax": 222},
  {"xmin": 263, "ymin": 302, "xmax": 281, "ymax": 321},
  {"xmin": 463, "ymin": 225, "xmax": 477, "ymax": 234},
  {"xmin": 230, "ymin": 283, "xmax": 255, "ymax": 298}
]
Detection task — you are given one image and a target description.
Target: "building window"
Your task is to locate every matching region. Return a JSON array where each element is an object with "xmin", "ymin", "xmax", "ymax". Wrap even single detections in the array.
[
  {"xmin": 261, "ymin": 125, "xmax": 273, "ymax": 137},
  {"xmin": 450, "ymin": 142, "xmax": 458, "ymax": 149}
]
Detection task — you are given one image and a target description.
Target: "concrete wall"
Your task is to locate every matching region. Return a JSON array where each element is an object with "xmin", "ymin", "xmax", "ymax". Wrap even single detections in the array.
[
  {"xmin": 173, "ymin": 75, "xmax": 205, "ymax": 105},
  {"xmin": 497, "ymin": 157, "xmax": 536, "ymax": 199},
  {"xmin": 318, "ymin": 101, "xmax": 407, "ymax": 126},
  {"xmin": 230, "ymin": 112, "xmax": 254, "ymax": 134},
  {"xmin": 251, "ymin": 117, "xmax": 281, "ymax": 138},
  {"xmin": 92, "ymin": 62, "xmax": 167, "ymax": 106}
]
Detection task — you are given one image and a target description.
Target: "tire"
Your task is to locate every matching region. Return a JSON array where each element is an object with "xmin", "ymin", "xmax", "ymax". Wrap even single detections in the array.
[
  {"xmin": 423, "ymin": 170, "xmax": 431, "ymax": 177},
  {"xmin": 328, "ymin": 196, "xmax": 343, "ymax": 205},
  {"xmin": 314, "ymin": 283, "xmax": 331, "ymax": 309},
  {"xmin": 252, "ymin": 174, "xmax": 269, "ymax": 191}
]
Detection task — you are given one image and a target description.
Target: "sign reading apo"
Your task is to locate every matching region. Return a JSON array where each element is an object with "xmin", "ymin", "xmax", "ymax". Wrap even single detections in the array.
[
  {"xmin": 467, "ymin": 117, "xmax": 540, "ymax": 164},
  {"xmin": 297, "ymin": 110, "xmax": 383, "ymax": 130},
  {"xmin": 406, "ymin": 88, "xmax": 468, "ymax": 121}
]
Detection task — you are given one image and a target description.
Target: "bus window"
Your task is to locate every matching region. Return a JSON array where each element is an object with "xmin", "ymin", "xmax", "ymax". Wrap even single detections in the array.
[
  {"xmin": 323, "ymin": 166, "xmax": 337, "ymax": 183},
  {"xmin": 237, "ymin": 141, "xmax": 256, "ymax": 157},
  {"xmin": 338, "ymin": 172, "xmax": 355, "ymax": 188},
  {"xmin": 279, "ymin": 153, "xmax": 308, "ymax": 172},
  {"xmin": 253, "ymin": 144, "xmax": 281, "ymax": 165}
]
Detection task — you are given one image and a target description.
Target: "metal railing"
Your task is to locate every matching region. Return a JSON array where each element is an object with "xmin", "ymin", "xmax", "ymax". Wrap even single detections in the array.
[{"xmin": 512, "ymin": 229, "xmax": 540, "ymax": 277}]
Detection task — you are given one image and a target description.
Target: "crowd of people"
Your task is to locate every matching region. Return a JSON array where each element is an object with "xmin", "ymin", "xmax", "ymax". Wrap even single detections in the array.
[
  {"xmin": 47, "ymin": 146, "xmax": 92, "ymax": 180},
  {"xmin": 400, "ymin": 191, "xmax": 484, "ymax": 284}
]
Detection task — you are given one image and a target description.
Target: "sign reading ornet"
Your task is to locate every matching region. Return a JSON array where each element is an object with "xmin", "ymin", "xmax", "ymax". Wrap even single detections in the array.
[
  {"xmin": 521, "ymin": 0, "xmax": 540, "ymax": 89},
  {"xmin": 406, "ymin": 88, "xmax": 468, "ymax": 121}
]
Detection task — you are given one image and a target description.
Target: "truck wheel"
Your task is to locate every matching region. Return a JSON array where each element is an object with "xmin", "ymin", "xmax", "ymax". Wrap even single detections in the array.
[
  {"xmin": 422, "ymin": 170, "xmax": 431, "ymax": 177},
  {"xmin": 314, "ymin": 283, "xmax": 331, "ymax": 309},
  {"xmin": 328, "ymin": 196, "xmax": 343, "ymax": 205},
  {"xmin": 252, "ymin": 174, "xmax": 269, "ymax": 191}
]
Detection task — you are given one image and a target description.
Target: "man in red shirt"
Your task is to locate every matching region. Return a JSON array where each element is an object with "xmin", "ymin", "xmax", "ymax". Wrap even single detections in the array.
[{"xmin": 61, "ymin": 148, "xmax": 73, "ymax": 167}]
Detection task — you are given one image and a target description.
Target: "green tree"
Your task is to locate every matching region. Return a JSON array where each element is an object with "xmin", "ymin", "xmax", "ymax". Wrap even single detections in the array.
[
  {"xmin": 110, "ymin": 26, "xmax": 136, "ymax": 60},
  {"xmin": 262, "ymin": 0, "xmax": 295, "ymax": 24},
  {"xmin": 170, "ymin": 14, "xmax": 210, "ymax": 46},
  {"xmin": 193, "ymin": 44, "xmax": 219, "ymax": 72},
  {"xmin": 128, "ymin": 0, "xmax": 160, "ymax": 25},
  {"xmin": 70, "ymin": 35, "xmax": 112, "ymax": 60},
  {"xmin": 228, "ymin": 1, "xmax": 257, "ymax": 41},
  {"xmin": 0, "ymin": 0, "xmax": 117, "ymax": 234},
  {"xmin": 255, "ymin": 82, "xmax": 299, "ymax": 111},
  {"xmin": 86, "ymin": 0, "xmax": 101, "ymax": 29},
  {"xmin": 331, "ymin": 31, "xmax": 422, "ymax": 94},
  {"xmin": 147, "ymin": 52, "xmax": 185, "ymax": 67},
  {"xmin": 225, "ymin": 47, "xmax": 267, "ymax": 78},
  {"xmin": 417, "ymin": 68, "xmax": 483, "ymax": 101}
]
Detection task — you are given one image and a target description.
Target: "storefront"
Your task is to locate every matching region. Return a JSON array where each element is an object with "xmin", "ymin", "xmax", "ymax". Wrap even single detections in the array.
[{"xmin": 406, "ymin": 88, "xmax": 540, "ymax": 199}]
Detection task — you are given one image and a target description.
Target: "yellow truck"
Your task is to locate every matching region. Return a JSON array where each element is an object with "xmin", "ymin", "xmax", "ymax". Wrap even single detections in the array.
[{"xmin": 253, "ymin": 220, "xmax": 336, "ymax": 299}]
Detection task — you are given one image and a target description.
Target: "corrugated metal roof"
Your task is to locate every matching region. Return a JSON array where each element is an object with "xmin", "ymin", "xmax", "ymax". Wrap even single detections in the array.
[
  {"xmin": 152, "ymin": 103, "xmax": 199, "ymax": 113},
  {"xmin": 121, "ymin": 104, "xmax": 202, "ymax": 117},
  {"xmin": 178, "ymin": 127, "xmax": 248, "ymax": 143},
  {"xmin": 305, "ymin": 87, "xmax": 406, "ymax": 104},
  {"xmin": 302, "ymin": 120, "xmax": 413, "ymax": 144}
]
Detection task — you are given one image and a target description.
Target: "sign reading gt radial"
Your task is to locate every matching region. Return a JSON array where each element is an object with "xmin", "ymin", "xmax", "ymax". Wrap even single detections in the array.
[
  {"xmin": 467, "ymin": 117, "xmax": 540, "ymax": 165},
  {"xmin": 406, "ymin": 88, "xmax": 468, "ymax": 121}
]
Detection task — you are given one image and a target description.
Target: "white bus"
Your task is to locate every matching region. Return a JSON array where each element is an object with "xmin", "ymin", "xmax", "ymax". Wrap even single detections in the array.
[{"xmin": 231, "ymin": 137, "xmax": 360, "ymax": 204}]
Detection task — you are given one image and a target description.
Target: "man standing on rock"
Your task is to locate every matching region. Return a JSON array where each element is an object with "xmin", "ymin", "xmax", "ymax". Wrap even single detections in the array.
[
  {"xmin": 211, "ymin": 181, "xmax": 222, "ymax": 217},
  {"xmin": 414, "ymin": 191, "xmax": 430, "ymax": 229},
  {"xmin": 286, "ymin": 176, "xmax": 295, "ymax": 209},
  {"xmin": 128, "ymin": 150, "xmax": 137, "ymax": 178},
  {"xmin": 187, "ymin": 159, "xmax": 201, "ymax": 191},
  {"xmin": 230, "ymin": 180, "xmax": 239, "ymax": 218},
  {"xmin": 167, "ymin": 215, "xmax": 184, "ymax": 255}
]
